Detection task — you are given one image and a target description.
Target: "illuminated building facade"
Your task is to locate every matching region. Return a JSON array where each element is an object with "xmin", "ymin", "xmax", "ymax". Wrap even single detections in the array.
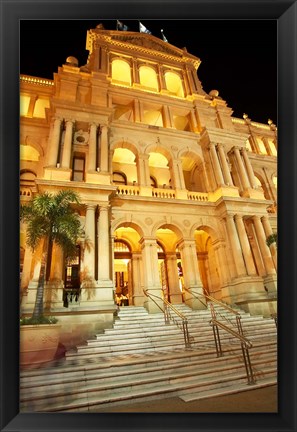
[{"xmin": 20, "ymin": 25, "xmax": 277, "ymax": 346}]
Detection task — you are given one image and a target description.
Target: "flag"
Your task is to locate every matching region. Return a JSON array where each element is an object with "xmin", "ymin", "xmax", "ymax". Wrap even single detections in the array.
[
  {"xmin": 139, "ymin": 21, "xmax": 152, "ymax": 34},
  {"xmin": 117, "ymin": 20, "xmax": 129, "ymax": 31},
  {"xmin": 161, "ymin": 29, "xmax": 168, "ymax": 43}
]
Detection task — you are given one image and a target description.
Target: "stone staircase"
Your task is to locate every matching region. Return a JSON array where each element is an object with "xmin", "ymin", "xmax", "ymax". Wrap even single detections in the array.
[{"xmin": 20, "ymin": 303, "xmax": 277, "ymax": 412}]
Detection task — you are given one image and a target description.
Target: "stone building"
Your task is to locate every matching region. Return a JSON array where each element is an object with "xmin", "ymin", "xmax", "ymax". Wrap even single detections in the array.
[{"xmin": 20, "ymin": 24, "xmax": 277, "ymax": 347}]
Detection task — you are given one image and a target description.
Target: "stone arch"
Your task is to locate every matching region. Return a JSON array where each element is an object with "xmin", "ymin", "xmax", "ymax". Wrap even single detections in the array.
[
  {"xmin": 152, "ymin": 221, "xmax": 184, "ymax": 243},
  {"xmin": 144, "ymin": 143, "xmax": 174, "ymax": 190},
  {"xmin": 191, "ymin": 223, "xmax": 225, "ymax": 298},
  {"xmin": 21, "ymin": 135, "xmax": 44, "ymax": 157},
  {"xmin": 112, "ymin": 219, "xmax": 145, "ymax": 239},
  {"xmin": 178, "ymin": 148, "xmax": 207, "ymax": 192},
  {"xmin": 110, "ymin": 139, "xmax": 139, "ymax": 157},
  {"xmin": 144, "ymin": 142, "xmax": 173, "ymax": 162},
  {"xmin": 253, "ymin": 170, "xmax": 270, "ymax": 200},
  {"xmin": 111, "ymin": 140, "xmax": 139, "ymax": 186}
]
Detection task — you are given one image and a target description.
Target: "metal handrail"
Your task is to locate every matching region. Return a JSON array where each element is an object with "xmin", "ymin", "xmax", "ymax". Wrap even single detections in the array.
[
  {"xmin": 183, "ymin": 288, "xmax": 256, "ymax": 384},
  {"xmin": 143, "ymin": 290, "xmax": 191, "ymax": 348},
  {"xmin": 183, "ymin": 287, "xmax": 239, "ymax": 329},
  {"xmin": 211, "ymin": 318, "xmax": 253, "ymax": 349}
]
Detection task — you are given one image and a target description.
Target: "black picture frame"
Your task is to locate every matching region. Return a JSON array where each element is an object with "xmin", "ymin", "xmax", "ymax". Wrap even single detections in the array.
[{"xmin": 1, "ymin": 1, "xmax": 296, "ymax": 431}]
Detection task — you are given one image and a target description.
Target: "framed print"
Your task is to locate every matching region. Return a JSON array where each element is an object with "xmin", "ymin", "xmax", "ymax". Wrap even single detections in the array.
[{"xmin": 1, "ymin": 1, "xmax": 296, "ymax": 431}]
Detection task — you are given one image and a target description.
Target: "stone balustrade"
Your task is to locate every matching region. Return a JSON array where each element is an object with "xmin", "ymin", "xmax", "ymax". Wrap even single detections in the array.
[
  {"xmin": 116, "ymin": 185, "xmax": 140, "ymax": 196},
  {"xmin": 187, "ymin": 191, "xmax": 209, "ymax": 201},
  {"xmin": 152, "ymin": 188, "xmax": 176, "ymax": 199}
]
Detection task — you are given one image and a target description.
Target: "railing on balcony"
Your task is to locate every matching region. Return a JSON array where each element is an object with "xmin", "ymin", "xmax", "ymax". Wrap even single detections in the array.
[
  {"xmin": 152, "ymin": 188, "xmax": 176, "ymax": 199},
  {"xmin": 187, "ymin": 191, "xmax": 209, "ymax": 201},
  {"xmin": 116, "ymin": 185, "xmax": 140, "ymax": 196},
  {"xmin": 20, "ymin": 187, "xmax": 33, "ymax": 198}
]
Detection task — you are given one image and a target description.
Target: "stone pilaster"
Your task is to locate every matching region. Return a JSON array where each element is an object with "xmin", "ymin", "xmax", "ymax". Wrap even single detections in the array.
[
  {"xmin": 177, "ymin": 239, "xmax": 206, "ymax": 310},
  {"xmin": 217, "ymin": 143, "xmax": 233, "ymax": 186},
  {"xmin": 61, "ymin": 119, "xmax": 74, "ymax": 169},
  {"xmin": 165, "ymin": 253, "xmax": 182, "ymax": 304},
  {"xmin": 140, "ymin": 237, "xmax": 163, "ymax": 313},
  {"xmin": 88, "ymin": 123, "xmax": 98, "ymax": 171},
  {"xmin": 225, "ymin": 214, "xmax": 247, "ymax": 277},
  {"xmin": 209, "ymin": 143, "xmax": 225, "ymax": 187},
  {"xmin": 234, "ymin": 215, "xmax": 257, "ymax": 276},
  {"xmin": 47, "ymin": 116, "xmax": 62, "ymax": 167},
  {"xmin": 261, "ymin": 216, "xmax": 277, "ymax": 270}
]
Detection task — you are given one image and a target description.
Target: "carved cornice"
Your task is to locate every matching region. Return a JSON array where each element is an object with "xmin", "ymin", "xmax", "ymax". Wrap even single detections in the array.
[{"xmin": 87, "ymin": 30, "xmax": 200, "ymax": 68}]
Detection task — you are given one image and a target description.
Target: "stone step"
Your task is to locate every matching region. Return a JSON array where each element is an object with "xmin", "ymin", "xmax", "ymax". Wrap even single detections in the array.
[
  {"xmin": 20, "ymin": 362, "xmax": 277, "ymax": 412},
  {"xmin": 21, "ymin": 343, "xmax": 277, "ymax": 395}
]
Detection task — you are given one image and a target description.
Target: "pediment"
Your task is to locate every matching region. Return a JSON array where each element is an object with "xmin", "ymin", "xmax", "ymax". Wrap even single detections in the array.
[{"xmin": 111, "ymin": 33, "xmax": 183, "ymax": 58}]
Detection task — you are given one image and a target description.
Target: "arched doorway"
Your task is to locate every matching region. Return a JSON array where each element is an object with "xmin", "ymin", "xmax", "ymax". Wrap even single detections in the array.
[
  {"xmin": 156, "ymin": 226, "xmax": 184, "ymax": 304},
  {"xmin": 194, "ymin": 229, "xmax": 222, "ymax": 300},
  {"xmin": 114, "ymin": 239, "xmax": 132, "ymax": 306}
]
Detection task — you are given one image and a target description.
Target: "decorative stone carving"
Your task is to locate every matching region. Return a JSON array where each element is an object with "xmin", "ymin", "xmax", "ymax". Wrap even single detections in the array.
[
  {"xmin": 74, "ymin": 130, "xmax": 89, "ymax": 145},
  {"xmin": 145, "ymin": 217, "xmax": 153, "ymax": 226}
]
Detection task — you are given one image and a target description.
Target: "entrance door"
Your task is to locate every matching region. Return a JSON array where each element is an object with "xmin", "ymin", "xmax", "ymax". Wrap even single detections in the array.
[{"xmin": 63, "ymin": 246, "xmax": 80, "ymax": 307}]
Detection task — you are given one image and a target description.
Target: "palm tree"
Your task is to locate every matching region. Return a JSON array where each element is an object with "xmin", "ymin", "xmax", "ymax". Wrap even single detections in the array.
[
  {"xmin": 20, "ymin": 190, "xmax": 81, "ymax": 319},
  {"xmin": 266, "ymin": 232, "xmax": 277, "ymax": 248}
]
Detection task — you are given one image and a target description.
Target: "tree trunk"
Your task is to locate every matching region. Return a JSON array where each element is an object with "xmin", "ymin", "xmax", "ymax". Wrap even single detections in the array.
[{"xmin": 32, "ymin": 237, "xmax": 49, "ymax": 318}]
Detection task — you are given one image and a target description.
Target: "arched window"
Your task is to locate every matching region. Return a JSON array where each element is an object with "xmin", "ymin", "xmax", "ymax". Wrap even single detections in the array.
[
  {"xmin": 150, "ymin": 176, "xmax": 157, "ymax": 188},
  {"xmin": 164, "ymin": 71, "xmax": 184, "ymax": 97},
  {"xmin": 112, "ymin": 171, "xmax": 127, "ymax": 185},
  {"xmin": 139, "ymin": 66, "xmax": 159, "ymax": 91},
  {"xmin": 111, "ymin": 59, "xmax": 131, "ymax": 86}
]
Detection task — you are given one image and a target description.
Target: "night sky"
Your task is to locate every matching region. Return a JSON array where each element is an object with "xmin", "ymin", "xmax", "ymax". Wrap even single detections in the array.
[{"xmin": 20, "ymin": 19, "xmax": 277, "ymax": 124}]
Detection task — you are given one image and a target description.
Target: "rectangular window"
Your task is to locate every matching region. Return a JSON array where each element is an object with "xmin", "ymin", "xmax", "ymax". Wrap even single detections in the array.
[{"xmin": 72, "ymin": 157, "xmax": 85, "ymax": 181}]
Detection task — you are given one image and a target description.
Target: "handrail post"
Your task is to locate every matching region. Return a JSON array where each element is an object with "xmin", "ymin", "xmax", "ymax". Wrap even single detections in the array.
[
  {"xmin": 241, "ymin": 343, "xmax": 256, "ymax": 385},
  {"xmin": 164, "ymin": 303, "xmax": 170, "ymax": 324}
]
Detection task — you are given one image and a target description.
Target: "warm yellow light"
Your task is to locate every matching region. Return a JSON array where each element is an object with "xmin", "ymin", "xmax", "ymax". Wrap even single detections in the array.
[
  {"xmin": 20, "ymin": 145, "xmax": 40, "ymax": 161},
  {"xmin": 111, "ymin": 59, "xmax": 131, "ymax": 86},
  {"xmin": 148, "ymin": 152, "xmax": 168, "ymax": 168},
  {"xmin": 139, "ymin": 66, "xmax": 159, "ymax": 91},
  {"xmin": 164, "ymin": 72, "xmax": 184, "ymax": 97},
  {"xmin": 143, "ymin": 110, "xmax": 163, "ymax": 127},
  {"xmin": 33, "ymin": 98, "xmax": 50, "ymax": 118},
  {"xmin": 20, "ymin": 95, "xmax": 30, "ymax": 116},
  {"xmin": 113, "ymin": 148, "xmax": 135, "ymax": 164}
]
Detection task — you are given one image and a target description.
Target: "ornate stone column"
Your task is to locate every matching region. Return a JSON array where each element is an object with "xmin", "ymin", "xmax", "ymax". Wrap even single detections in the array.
[
  {"xmin": 47, "ymin": 116, "xmax": 62, "ymax": 167},
  {"xmin": 157, "ymin": 64, "xmax": 167, "ymax": 91},
  {"xmin": 99, "ymin": 125, "xmax": 109, "ymax": 172},
  {"xmin": 212, "ymin": 240, "xmax": 230, "ymax": 286},
  {"xmin": 178, "ymin": 239, "xmax": 206, "ymax": 310},
  {"xmin": 61, "ymin": 119, "xmax": 74, "ymax": 168},
  {"xmin": 217, "ymin": 143, "xmax": 233, "ymax": 186},
  {"xmin": 233, "ymin": 146, "xmax": 251, "ymax": 190},
  {"xmin": 131, "ymin": 253, "xmax": 145, "ymax": 306},
  {"xmin": 252, "ymin": 216, "xmax": 276, "ymax": 276},
  {"xmin": 169, "ymin": 159, "xmax": 186, "ymax": 190},
  {"xmin": 97, "ymin": 205, "xmax": 111, "ymax": 282},
  {"xmin": 209, "ymin": 143, "xmax": 225, "ymax": 187},
  {"xmin": 234, "ymin": 215, "xmax": 257, "ymax": 275},
  {"xmin": 132, "ymin": 59, "xmax": 140, "ymax": 84},
  {"xmin": 165, "ymin": 253, "xmax": 182, "ymax": 304},
  {"xmin": 88, "ymin": 123, "xmax": 98, "ymax": 171},
  {"xmin": 82, "ymin": 205, "xmax": 96, "ymax": 280},
  {"xmin": 261, "ymin": 216, "xmax": 277, "ymax": 270},
  {"xmin": 136, "ymin": 154, "xmax": 151, "ymax": 196},
  {"xmin": 139, "ymin": 237, "xmax": 163, "ymax": 313},
  {"xmin": 241, "ymin": 148, "xmax": 257, "ymax": 189},
  {"xmin": 225, "ymin": 214, "xmax": 247, "ymax": 277}
]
